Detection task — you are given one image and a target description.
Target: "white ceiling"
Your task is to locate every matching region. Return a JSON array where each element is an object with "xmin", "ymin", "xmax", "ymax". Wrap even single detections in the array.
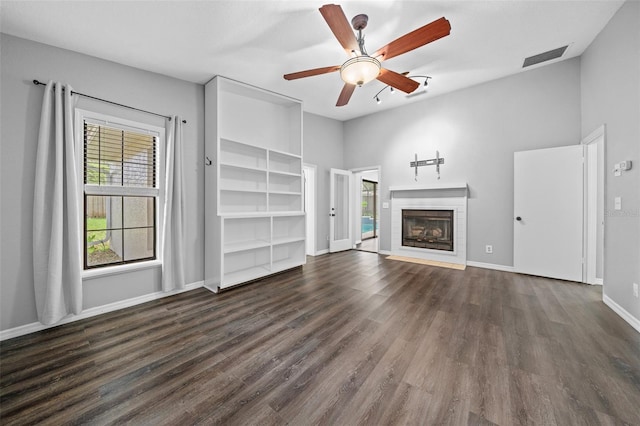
[{"xmin": 0, "ymin": 0, "xmax": 624, "ymax": 121}]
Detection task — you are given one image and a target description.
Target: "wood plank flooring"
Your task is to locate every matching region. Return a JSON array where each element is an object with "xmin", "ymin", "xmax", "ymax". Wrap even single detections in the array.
[{"xmin": 1, "ymin": 251, "xmax": 639, "ymax": 425}]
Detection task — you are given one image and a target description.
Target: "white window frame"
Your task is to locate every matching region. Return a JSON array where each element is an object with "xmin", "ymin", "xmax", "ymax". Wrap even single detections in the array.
[{"xmin": 75, "ymin": 109, "xmax": 165, "ymax": 278}]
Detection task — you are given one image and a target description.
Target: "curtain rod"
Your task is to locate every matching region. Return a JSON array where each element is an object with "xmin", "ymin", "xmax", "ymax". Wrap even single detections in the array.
[{"xmin": 33, "ymin": 80, "xmax": 187, "ymax": 124}]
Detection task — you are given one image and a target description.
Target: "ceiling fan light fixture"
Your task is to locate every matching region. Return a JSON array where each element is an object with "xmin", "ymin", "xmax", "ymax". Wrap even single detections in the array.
[{"xmin": 340, "ymin": 55, "xmax": 381, "ymax": 86}]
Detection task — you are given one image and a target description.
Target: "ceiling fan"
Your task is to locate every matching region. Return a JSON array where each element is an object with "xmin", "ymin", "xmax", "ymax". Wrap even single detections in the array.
[{"xmin": 284, "ymin": 4, "xmax": 451, "ymax": 107}]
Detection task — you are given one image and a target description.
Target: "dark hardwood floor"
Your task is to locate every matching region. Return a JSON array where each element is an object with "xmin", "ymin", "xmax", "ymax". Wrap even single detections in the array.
[{"xmin": 1, "ymin": 251, "xmax": 639, "ymax": 425}]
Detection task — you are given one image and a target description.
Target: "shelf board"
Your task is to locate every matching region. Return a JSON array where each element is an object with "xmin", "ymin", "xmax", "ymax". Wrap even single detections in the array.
[
  {"xmin": 268, "ymin": 170, "xmax": 301, "ymax": 177},
  {"xmin": 267, "ymin": 210, "xmax": 305, "ymax": 216},
  {"xmin": 218, "ymin": 77, "xmax": 301, "ymax": 107},
  {"xmin": 272, "ymin": 237, "xmax": 305, "ymax": 246},
  {"xmin": 269, "ymin": 190, "xmax": 302, "ymax": 196},
  {"xmin": 220, "ymin": 212, "xmax": 272, "ymax": 218},
  {"xmin": 220, "ymin": 162, "xmax": 267, "ymax": 173},
  {"xmin": 220, "ymin": 137, "xmax": 268, "ymax": 153},
  {"xmin": 271, "ymin": 258, "xmax": 305, "ymax": 274},
  {"xmin": 220, "ymin": 188, "xmax": 267, "ymax": 194},
  {"xmin": 269, "ymin": 148, "xmax": 302, "ymax": 159},
  {"xmin": 223, "ymin": 239, "xmax": 271, "ymax": 254},
  {"xmin": 222, "ymin": 265, "xmax": 271, "ymax": 288}
]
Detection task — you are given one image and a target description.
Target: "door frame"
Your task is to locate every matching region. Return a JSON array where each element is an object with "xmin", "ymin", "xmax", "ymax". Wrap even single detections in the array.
[
  {"xmin": 581, "ymin": 125, "xmax": 605, "ymax": 285},
  {"xmin": 350, "ymin": 165, "xmax": 382, "ymax": 252}
]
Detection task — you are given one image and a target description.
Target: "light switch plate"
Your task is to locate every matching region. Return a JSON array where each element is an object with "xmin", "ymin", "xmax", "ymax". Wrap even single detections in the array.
[
  {"xmin": 382, "ymin": 202, "xmax": 389, "ymax": 209},
  {"xmin": 614, "ymin": 197, "xmax": 622, "ymax": 210}
]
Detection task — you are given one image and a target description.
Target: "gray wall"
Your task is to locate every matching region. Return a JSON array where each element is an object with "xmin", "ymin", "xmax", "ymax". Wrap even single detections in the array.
[
  {"xmin": 581, "ymin": 1, "xmax": 640, "ymax": 322},
  {"xmin": 343, "ymin": 58, "xmax": 582, "ymax": 267},
  {"xmin": 0, "ymin": 34, "xmax": 205, "ymax": 331},
  {"xmin": 303, "ymin": 112, "xmax": 344, "ymax": 253}
]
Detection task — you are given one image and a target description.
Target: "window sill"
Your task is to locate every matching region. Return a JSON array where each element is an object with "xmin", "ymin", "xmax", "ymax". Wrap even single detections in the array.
[{"xmin": 83, "ymin": 260, "xmax": 162, "ymax": 280}]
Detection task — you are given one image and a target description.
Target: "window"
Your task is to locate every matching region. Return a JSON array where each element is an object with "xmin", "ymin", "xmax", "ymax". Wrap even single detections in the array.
[{"xmin": 77, "ymin": 111, "xmax": 164, "ymax": 270}]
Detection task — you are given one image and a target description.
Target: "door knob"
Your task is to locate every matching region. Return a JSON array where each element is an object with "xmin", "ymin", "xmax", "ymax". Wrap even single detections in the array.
[{"xmin": 516, "ymin": 216, "xmax": 522, "ymax": 221}]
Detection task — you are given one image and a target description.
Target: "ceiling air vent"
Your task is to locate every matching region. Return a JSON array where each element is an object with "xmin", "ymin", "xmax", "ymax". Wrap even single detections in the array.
[{"xmin": 523, "ymin": 45, "xmax": 568, "ymax": 68}]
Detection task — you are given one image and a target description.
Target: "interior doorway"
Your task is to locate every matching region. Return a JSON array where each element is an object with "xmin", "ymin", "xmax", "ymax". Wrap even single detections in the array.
[
  {"xmin": 353, "ymin": 168, "xmax": 380, "ymax": 253},
  {"xmin": 582, "ymin": 125, "xmax": 605, "ymax": 285},
  {"xmin": 361, "ymin": 179, "xmax": 378, "ymax": 237}
]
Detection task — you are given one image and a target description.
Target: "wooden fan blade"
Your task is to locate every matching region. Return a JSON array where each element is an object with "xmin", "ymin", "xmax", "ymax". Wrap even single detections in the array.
[
  {"xmin": 336, "ymin": 83, "xmax": 356, "ymax": 107},
  {"xmin": 319, "ymin": 4, "xmax": 359, "ymax": 55},
  {"xmin": 373, "ymin": 17, "xmax": 451, "ymax": 62},
  {"xmin": 284, "ymin": 65, "xmax": 341, "ymax": 81},
  {"xmin": 377, "ymin": 68, "xmax": 420, "ymax": 94}
]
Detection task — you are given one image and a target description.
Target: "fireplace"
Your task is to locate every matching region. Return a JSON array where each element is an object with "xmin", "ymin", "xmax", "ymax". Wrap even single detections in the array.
[
  {"xmin": 402, "ymin": 209, "xmax": 454, "ymax": 251},
  {"xmin": 390, "ymin": 184, "xmax": 467, "ymax": 266}
]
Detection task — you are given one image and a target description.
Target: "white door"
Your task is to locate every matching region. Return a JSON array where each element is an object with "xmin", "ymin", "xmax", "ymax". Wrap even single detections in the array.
[
  {"xmin": 330, "ymin": 168, "xmax": 352, "ymax": 252},
  {"xmin": 514, "ymin": 145, "xmax": 583, "ymax": 282}
]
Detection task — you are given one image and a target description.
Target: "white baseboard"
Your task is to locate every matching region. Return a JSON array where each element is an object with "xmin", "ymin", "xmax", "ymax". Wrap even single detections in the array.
[
  {"xmin": 466, "ymin": 261, "xmax": 515, "ymax": 273},
  {"xmin": 379, "ymin": 250, "xmax": 392, "ymax": 256},
  {"xmin": 603, "ymin": 294, "xmax": 640, "ymax": 334},
  {"xmin": 315, "ymin": 249, "xmax": 329, "ymax": 256},
  {"xmin": 593, "ymin": 278, "xmax": 604, "ymax": 285},
  {"xmin": 0, "ymin": 281, "xmax": 204, "ymax": 342}
]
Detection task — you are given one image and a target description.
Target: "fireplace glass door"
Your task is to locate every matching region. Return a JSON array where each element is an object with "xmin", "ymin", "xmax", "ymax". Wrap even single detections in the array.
[{"xmin": 402, "ymin": 209, "xmax": 454, "ymax": 251}]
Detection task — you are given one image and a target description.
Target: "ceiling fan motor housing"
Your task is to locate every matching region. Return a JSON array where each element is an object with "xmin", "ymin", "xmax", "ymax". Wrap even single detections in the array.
[{"xmin": 351, "ymin": 14, "xmax": 368, "ymax": 31}]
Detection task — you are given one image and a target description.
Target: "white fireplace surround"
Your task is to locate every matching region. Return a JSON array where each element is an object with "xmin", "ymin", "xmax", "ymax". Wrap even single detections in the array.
[{"xmin": 390, "ymin": 183, "xmax": 468, "ymax": 266}]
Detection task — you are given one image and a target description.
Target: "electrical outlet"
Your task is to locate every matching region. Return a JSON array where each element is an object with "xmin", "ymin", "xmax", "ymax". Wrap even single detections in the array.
[
  {"xmin": 633, "ymin": 283, "xmax": 638, "ymax": 298},
  {"xmin": 485, "ymin": 245, "xmax": 493, "ymax": 254}
]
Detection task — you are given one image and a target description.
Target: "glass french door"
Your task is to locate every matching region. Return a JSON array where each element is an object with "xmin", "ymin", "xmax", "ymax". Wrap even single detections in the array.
[
  {"xmin": 361, "ymin": 179, "xmax": 378, "ymax": 240},
  {"xmin": 329, "ymin": 168, "xmax": 352, "ymax": 252}
]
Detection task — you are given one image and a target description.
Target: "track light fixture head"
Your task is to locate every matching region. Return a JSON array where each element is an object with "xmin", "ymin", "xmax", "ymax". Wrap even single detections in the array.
[{"xmin": 373, "ymin": 75, "xmax": 431, "ymax": 105}]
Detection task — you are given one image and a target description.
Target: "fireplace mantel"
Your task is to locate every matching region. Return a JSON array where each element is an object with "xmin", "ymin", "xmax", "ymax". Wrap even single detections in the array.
[
  {"xmin": 389, "ymin": 183, "xmax": 468, "ymax": 192},
  {"xmin": 390, "ymin": 183, "xmax": 468, "ymax": 266}
]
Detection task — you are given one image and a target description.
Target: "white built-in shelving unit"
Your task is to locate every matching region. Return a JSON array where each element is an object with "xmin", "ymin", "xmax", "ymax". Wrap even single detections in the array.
[{"xmin": 205, "ymin": 76, "xmax": 305, "ymax": 292}]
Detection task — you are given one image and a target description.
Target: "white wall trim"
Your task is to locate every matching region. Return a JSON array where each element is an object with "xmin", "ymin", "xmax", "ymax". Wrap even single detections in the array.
[
  {"xmin": 466, "ymin": 261, "xmax": 516, "ymax": 273},
  {"xmin": 379, "ymin": 249, "xmax": 392, "ymax": 256},
  {"xmin": 603, "ymin": 294, "xmax": 640, "ymax": 334},
  {"xmin": 315, "ymin": 249, "xmax": 329, "ymax": 256},
  {"xmin": 0, "ymin": 280, "xmax": 204, "ymax": 342}
]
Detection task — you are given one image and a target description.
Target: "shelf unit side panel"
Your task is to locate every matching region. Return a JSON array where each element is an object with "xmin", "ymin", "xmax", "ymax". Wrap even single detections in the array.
[{"xmin": 204, "ymin": 79, "xmax": 221, "ymax": 288}]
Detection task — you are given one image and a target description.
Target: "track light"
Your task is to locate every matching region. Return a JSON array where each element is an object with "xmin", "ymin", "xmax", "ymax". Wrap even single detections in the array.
[{"xmin": 373, "ymin": 75, "xmax": 431, "ymax": 105}]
